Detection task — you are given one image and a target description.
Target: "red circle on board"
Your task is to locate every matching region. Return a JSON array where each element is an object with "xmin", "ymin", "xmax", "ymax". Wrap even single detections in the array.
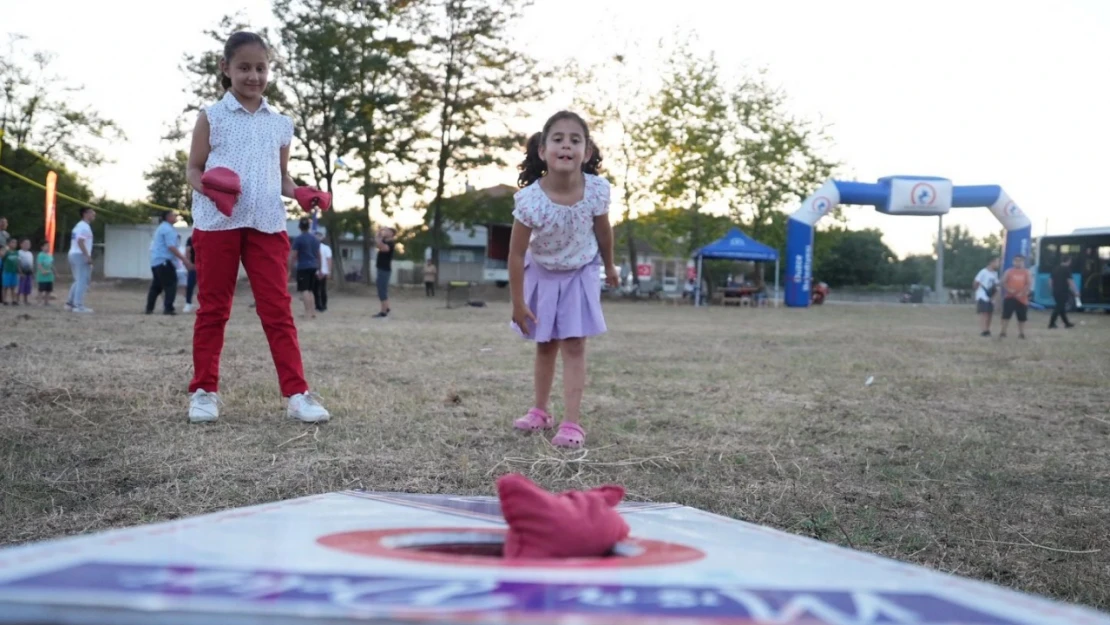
[{"xmin": 316, "ymin": 527, "xmax": 706, "ymax": 569}]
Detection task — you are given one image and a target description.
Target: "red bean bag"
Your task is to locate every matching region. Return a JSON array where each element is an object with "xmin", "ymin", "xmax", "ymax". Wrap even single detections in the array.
[{"xmin": 497, "ymin": 473, "xmax": 630, "ymax": 559}]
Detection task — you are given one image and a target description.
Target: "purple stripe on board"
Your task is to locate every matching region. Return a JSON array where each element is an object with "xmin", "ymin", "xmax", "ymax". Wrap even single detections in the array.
[{"xmin": 0, "ymin": 562, "xmax": 1021, "ymax": 624}]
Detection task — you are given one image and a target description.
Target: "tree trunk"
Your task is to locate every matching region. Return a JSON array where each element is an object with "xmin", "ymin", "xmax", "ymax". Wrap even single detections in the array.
[
  {"xmin": 361, "ymin": 194, "xmax": 372, "ymax": 285},
  {"xmin": 431, "ymin": 146, "xmax": 448, "ymax": 269}
]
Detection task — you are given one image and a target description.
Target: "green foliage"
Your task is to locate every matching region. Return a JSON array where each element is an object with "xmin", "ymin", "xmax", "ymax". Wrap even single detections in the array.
[
  {"xmin": 0, "ymin": 35, "xmax": 124, "ymax": 167},
  {"xmin": 638, "ymin": 43, "xmax": 730, "ymax": 255},
  {"xmin": 634, "ymin": 208, "xmax": 732, "ymax": 259},
  {"xmin": 940, "ymin": 224, "xmax": 1002, "ymax": 288},
  {"xmin": 421, "ymin": 0, "xmax": 547, "ymax": 266},
  {"xmin": 813, "ymin": 227, "xmax": 897, "ymax": 287},
  {"xmin": 144, "ymin": 151, "xmax": 192, "ymax": 213},
  {"xmin": 0, "ymin": 140, "xmax": 95, "ymax": 242},
  {"xmin": 727, "ymin": 70, "xmax": 840, "ymax": 239}
]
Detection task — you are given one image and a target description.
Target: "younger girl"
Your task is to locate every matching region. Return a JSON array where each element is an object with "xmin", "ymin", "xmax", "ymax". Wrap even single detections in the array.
[
  {"xmin": 185, "ymin": 31, "xmax": 330, "ymax": 425},
  {"xmin": 509, "ymin": 111, "xmax": 619, "ymax": 449}
]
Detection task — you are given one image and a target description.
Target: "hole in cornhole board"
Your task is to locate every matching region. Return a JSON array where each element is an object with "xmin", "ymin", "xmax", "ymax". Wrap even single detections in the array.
[{"xmin": 317, "ymin": 527, "xmax": 706, "ymax": 569}]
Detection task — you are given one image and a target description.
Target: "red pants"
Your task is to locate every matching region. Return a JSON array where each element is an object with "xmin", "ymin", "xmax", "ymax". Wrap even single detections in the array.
[{"xmin": 189, "ymin": 228, "xmax": 308, "ymax": 397}]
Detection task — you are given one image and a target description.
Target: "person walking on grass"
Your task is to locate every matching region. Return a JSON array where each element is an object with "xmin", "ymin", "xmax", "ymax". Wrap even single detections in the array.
[
  {"xmin": 65, "ymin": 207, "xmax": 96, "ymax": 314},
  {"xmin": 314, "ymin": 231, "xmax": 331, "ymax": 313},
  {"xmin": 508, "ymin": 111, "xmax": 619, "ymax": 450},
  {"xmin": 1049, "ymin": 256, "xmax": 1078, "ymax": 329},
  {"xmin": 423, "ymin": 258, "xmax": 437, "ymax": 297},
  {"xmin": 1000, "ymin": 254, "xmax": 1032, "ymax": 339},
  {"xmin": 289, "ymin": 217, "xmax": 319, "ymax": 320},
  {"xmin": 36, "ymin": 241, "xmax": 55, "ymax": 306},
  {"xmin": 185, "ymin": 31, "xmax": 330, "ymax": 425},
  {"xmin": 973, "ymin": 256, "xmax": 1000, "ymax": 337},
  {"xmin": 146, "ymin": 210, "xmax": 193, "ymax": 315},
  {"xmin": 373, "ymin": 227, "xmax": 396, "ymax": 318}
]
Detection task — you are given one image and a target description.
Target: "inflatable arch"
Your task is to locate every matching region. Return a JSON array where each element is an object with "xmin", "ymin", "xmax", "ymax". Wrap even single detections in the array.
[{"xmin": 784, "ymin": 176, "xmax": 1033, "ymax": 308}]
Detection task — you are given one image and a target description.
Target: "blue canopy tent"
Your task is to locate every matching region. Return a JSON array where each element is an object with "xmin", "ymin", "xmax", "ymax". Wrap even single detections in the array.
[{"xmin": 693, "ymin": 228, "xmax": 780, "ymax": 307}]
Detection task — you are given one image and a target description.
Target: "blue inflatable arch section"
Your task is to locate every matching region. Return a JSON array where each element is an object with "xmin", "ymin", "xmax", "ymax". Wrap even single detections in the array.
[{"xmin": 784, "ymin": 176, "xmax": 1033, "ymax": 308}]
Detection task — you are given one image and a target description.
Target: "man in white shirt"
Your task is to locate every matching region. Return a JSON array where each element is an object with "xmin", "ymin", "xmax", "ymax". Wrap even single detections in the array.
[
  {"xmin": 972, "ymin": 257, "xmax": 1001, "ymax": 337},
  {"xmin": 65, "ymin": 208, "xmax": 96, "ymax": 313},
  {"xmin": 314, "ymin": 231, "xmax": 332, "ymax": 313}
]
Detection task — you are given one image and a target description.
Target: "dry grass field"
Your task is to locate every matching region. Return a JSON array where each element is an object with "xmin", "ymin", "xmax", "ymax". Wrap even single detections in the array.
[{"xmin": 1, "ymin": 282, "xmax": 1108, "ymax": 610}]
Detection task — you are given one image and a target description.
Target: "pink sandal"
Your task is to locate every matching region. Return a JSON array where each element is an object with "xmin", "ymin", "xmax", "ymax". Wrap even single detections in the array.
[
  {"xmin": 551, "ymin": 422, "xmax": 586, "ymax": 449},
  {"xmin": 514, "ymin": 408, "xmax": 554, "ymax": 431}
]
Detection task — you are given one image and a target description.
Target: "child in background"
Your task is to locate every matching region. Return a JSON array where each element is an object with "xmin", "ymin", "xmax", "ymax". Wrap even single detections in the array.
[
  {"xmin": 17, "ymin": 239, "xmax": 34, "ymax": 305},
  {"xmin": 36, "ymin": 242, "xmax": 55, "ymax": 306},
  {"xmin": 508, "ymin": 111, "xmax": 619, "ymax": 449},
  {"xmin": 1, "ymin": 239, "xmax": 21, "ymax": 306}
]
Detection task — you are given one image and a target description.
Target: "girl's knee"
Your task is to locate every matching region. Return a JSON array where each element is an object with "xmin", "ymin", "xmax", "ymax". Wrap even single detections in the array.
[
  {"xmin": 561, "ymin": 338, "xmax": 586, "ymax": 358},
  {"xmin": 537, "ymin": 340, "xmax": 560, "ymax": 356}
]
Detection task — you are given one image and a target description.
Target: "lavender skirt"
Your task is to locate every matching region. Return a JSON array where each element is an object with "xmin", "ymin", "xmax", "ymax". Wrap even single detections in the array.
[{"xmin": 511, "ymin": 254, "xmax": 607, "ymax": 343}]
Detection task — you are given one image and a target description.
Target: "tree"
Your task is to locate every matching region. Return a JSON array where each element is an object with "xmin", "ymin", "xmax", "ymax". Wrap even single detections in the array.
[
  {"xmin": 726, "ymin": 70, "xmax": 838, "ymax": 285},
  {"xmin": 572, "ymin": 51, "xmax": 654, "ymax": 286},
  {"xmin": 639, "ymin": 43, "xmax": 731, "ymax": 256},
  {"xmin": 0, "ymin": 138, "xmax": 95, "ymax": 241},
  {"xmin": 813, "ymin": 227, "xmax": 896, "ymax": 287},
  {"xmin": 0, "ymin": 34, "xmax": 123, "ymax": 167},
  {"xmin": 939, "ymin": 224, "xmax": 1001, "ymax": 288},
  {"xmin": 270, "ymin": 0, "xmax": 362, "ymax": 287},
  {"xmin": 336, "ymin": 0, "xmax": 429, "ymax": 284},
  {"xmin": 893, "ymin": 254, "xmax": 935, "ymax": 288},
  {"xmin": 418, "ymin": 0, "xmax": 547, "ymax": 268},
  {"xmin": 144, "ymin": 151, "xmax": 192, "ymax": 213}
]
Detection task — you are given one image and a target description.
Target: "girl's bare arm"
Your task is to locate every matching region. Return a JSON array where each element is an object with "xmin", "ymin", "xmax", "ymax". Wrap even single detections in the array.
[{"xmin": 186, "ymin": 112, "xmax": 210, "ymax": 194}]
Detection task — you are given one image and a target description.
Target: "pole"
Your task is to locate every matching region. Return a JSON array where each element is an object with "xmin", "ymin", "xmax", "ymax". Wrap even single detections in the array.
[
  {"xmin": 695, "ymin": 255, "xmax": 703, "ymax": 308},
  {"xmin": 774, "ymin": 258, "xmax": 780, "ymax": 307},
  {"xmin": 935, "ymin": 214, "xmax": 945, "ymax": 304}
]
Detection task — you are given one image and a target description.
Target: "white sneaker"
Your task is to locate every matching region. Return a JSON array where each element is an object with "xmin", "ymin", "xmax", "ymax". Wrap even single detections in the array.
[
  {"xmin": 184, "ymin": 303, "xmax": 194, "ymax": 313},
  {"xmin": 73, "ymin": 306, "xmax": 94, "ymax": 314},
  {"xmin": 288, "ymin": 392, "xmax": 330, "ymax": 423},
  {"xmin": 189, "ymin": 390, "xmax": 221, "ymax": 423}
]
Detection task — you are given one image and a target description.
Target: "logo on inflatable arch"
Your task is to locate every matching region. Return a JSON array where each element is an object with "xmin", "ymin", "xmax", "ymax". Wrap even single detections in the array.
[
  {"xmin": 810, "ymin": 196, "xmax": 832, "ymax": 215},
  {"xmin": 910, "ymin": 183, "xmax": 937, "ymax": 206},
  {"xmin": 1003, "ymin": 201, "xmax": 1022, "ymax": 217}
]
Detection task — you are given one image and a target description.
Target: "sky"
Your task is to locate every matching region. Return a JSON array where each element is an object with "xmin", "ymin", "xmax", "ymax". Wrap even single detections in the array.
[{"xmin": 3, "ymin": 0, "xmax": 1109, "ymax": 257}]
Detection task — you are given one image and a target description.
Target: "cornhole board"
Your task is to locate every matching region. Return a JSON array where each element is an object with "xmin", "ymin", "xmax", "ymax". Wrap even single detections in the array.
[{"xmin": 0, "ymin": 490, "xmax": 1106, "ymax": 625}]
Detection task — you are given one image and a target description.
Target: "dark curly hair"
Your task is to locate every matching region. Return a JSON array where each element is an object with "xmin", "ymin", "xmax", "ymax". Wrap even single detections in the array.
[{"xmin": 517, "ymin": 111, "xmax": 603, "ymax": 188}]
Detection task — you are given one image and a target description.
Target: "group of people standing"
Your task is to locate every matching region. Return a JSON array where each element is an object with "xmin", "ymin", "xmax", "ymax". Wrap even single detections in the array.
[
  {"xmin": 0, "ymin": 211, "xmax": 95, "ymax": 312},
  {"xmin": 973, "ymin": 254, "xmax": 1079, "ymax": 338}
]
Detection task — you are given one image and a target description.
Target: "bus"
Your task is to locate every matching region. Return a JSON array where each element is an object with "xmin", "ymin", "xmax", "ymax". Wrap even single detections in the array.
[{"xmin": 1031, "ymin": 227, "xmax": 1110, "ymax": 312}]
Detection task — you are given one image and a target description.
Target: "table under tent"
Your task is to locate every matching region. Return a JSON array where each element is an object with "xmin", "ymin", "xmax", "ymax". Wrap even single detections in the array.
[{"xmin": 693, "ymin": 227, "xmax": 780, "ymax": 307}]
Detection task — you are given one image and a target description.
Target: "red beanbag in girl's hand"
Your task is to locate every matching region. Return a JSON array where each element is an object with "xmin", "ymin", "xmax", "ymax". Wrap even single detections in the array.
[
  {"xmin": 200, "ymin": 167, "xmax": 241, "ymax": 217},
  {"xmin": 497, "ymin": 473, "xmax": 630, "ymax": 559},
  {"xmin": 294, "ymin": 186, "xmax": 332, "ymax": 212}
]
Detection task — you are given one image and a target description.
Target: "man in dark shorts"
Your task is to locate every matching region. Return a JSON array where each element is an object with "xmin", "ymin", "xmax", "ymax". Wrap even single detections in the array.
[
  {"xmin": 1048, "ymin": 256, "xmax": 1077, "ymax": 329},
  {"xmin": 289, "ymin": 217, "xmax": 320, "ymax": 320},
  {"xmin": 373, "ymin": 227, "xmax": 396, "ymax": 319},
  {"xmin": 972, "ymin": 257, "xmax": 1000, "ymax": 337},
  {"xmin": 1000, "ymin": 254, "xmax": 1032, "ymax": 339}
]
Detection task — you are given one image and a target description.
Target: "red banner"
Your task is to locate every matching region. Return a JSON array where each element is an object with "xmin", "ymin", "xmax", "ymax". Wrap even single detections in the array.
[
  {"xmin": 636, "ymin": 263, "xmax": 652, "ymax": 278},
  {"xmin": 44, "ymin": 171, "xmax": 57, "ymax": 254}
]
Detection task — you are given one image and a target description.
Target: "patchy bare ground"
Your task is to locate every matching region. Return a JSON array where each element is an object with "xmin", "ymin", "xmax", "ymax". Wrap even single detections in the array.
[{"xmin": 1, "ymin": 283, "xmax": 1108, "ymax": 609}]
